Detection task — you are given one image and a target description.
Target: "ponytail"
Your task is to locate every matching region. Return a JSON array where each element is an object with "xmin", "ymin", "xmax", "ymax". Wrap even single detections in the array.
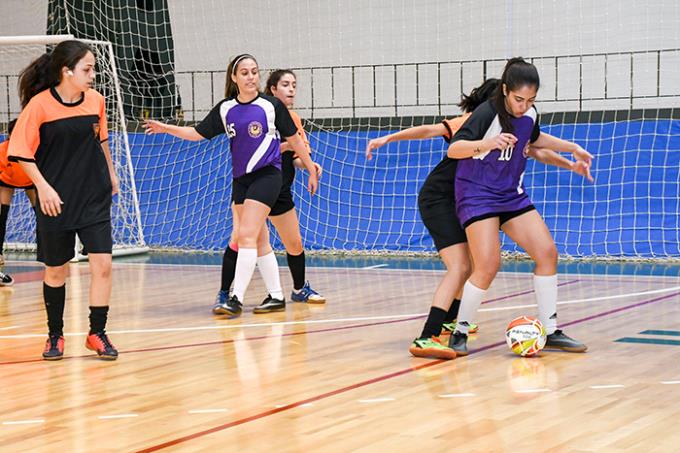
[
  {"xmin": 458, "ymin": 78, "xmax": 500, "ymax": 113},
  {"xmin": 18, "ymin": 40, "xmax": 93, "ymax": 107}
]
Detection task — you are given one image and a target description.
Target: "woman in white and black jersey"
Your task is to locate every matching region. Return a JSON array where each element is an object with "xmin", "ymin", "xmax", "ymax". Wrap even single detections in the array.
[
  {"xmin": 144, "ymin": 54, "xmax": 318, "ymax": 317},
  {"xmin": 216, "ymin": 69, "xmax": 325, "ymax": 315}
]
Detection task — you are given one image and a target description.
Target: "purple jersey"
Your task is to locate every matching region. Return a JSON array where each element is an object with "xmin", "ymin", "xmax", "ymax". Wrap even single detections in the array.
[
  {"xmin": 195, "ymin": 94, "xmax": 297, "ymax": 179},
  {"xmin": 451, "ymin": 100, "xmax": 540, "ymax": 226}
]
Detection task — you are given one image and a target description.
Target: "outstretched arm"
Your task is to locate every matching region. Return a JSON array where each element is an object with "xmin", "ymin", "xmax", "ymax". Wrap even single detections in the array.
[
  {"xmin": 532, "ymin": 131, "xmax": 593, "ymax": 166},
  {"xmin": 143, "ymin": 120, "xmax": 205, "ymax": 141},
  {"xmin": 366, "ymin": 124, "xmax": 447, "ymax": 160},
  {"xmin": 527, "ymin": 146, "xmax": 594, "ymax": 182}
]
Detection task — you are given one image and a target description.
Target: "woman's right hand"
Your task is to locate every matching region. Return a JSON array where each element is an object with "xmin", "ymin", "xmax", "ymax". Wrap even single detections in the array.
[
  {"xmin": 37, "ymin": 183, "xmax": 63, "ymax": 217},
  {"xmin": 365, "ymin": 136, "xmax": 390, "ymax": 160},
  {"xmin": 483, "ymin": 133, "xmax": 517, "ymax": 153},
  {"xmin": 307, "ymin": 171, "xmax": 318, "ymax": 196},
  {"xmin": 143, "ymin": 119, "xmax": 167, "ymax": 135}
]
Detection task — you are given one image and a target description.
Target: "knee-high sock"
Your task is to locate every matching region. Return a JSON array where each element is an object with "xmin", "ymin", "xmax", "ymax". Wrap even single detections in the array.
[
  {"xmin": 220, "ymin": 243, "xmax": 238, "ymax": 292},
  {"xmin": 44, "ymin": 282, "xmax": 66, "ymax": 336},
  {"xmin": 455, "ymin": 281, "xmax": 487, "ymax": 334},
  {"xmin": 231, "ymin": 248, "xmax": 258, "ymax": 302},
  {"xmin": 0, "ymin": 204, "xmax": 10, "ymax": 255},
  {"xmin": 257, "ymin": 251, "xmax": 283, "ymax": 300},
  {"xmin": 286, "ymin": 251, "xmax": 306, "ymax": 291},
  {"xmin": 534, "ymin": 274, "xmax": 558, "ymax": 335}
]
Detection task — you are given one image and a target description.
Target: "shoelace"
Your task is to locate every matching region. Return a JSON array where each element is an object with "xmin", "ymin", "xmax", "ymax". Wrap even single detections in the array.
[{"xmin": 95, "ymin": 333, "xmax": 114, "ymax": 349}]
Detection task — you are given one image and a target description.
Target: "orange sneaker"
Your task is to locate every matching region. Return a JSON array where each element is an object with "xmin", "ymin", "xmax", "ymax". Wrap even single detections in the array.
[
  {"xmin": 409, "ymin": 337, "xmax": 456, "ymax": 360},
  {"xmin": 86, "ymin": 331, "xmax": 118, "ymax": 360},
  {"xmin": 42, "ymin": 334, "xmax": 64, "ymax": 360}
]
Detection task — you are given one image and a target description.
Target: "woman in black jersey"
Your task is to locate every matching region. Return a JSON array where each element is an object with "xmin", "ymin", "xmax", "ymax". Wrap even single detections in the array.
[{"xmin": 9, "ymin": 40, "xmax": 119, "ymax": 360}]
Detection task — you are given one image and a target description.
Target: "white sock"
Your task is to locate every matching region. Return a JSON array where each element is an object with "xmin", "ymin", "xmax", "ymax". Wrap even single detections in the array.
[
  {"xmin": 232, "ymin": 248, "xmax": 258, "ymax": 302},
  {"xmin": 455, "ymin": 281, "xmax": 487, "ymax": 334},
  {"xmin": 534, "ymin": 274, "xmax": 558, "ymax": 335},
  {"xmin": 257, "ymin": 251, "xmax": 283, "ymax": 300}
]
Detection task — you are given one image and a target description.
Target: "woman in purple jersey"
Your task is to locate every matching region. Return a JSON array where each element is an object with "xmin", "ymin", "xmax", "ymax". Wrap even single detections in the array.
[
  {"xmin": 446, "ymin": 57, "xmax": 593, "ymax": 355},
  {"xmin": 144, "ymin": 54, "xmax": 318, "ymax": 318}
]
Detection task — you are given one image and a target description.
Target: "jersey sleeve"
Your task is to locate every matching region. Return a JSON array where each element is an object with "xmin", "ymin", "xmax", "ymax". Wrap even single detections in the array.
[
  {"xmin": 98, "ymin": 92, "xmax": 109, "ymax": 142},
  {"xmin": 195, "ymin": 101, "xmax": 226, "ymax": 139},
  {"xmin": 449, "ymin": 101, "xmax": 496, "ymax": 144},
  {"xmin": 441, "ymin": 115, "xmax": 468, "ymax": 142},
  {"xmin": 7, "ymin": 99, "xmax": 44, "ymax": 162},
  {"xmin": 530, "ymin": 110, "xmax": 541, "ymax": 143},
  {"xmin": 289, "ymin": 110, "xmax": 311, "ymax": 156},
  {"xmin": 273, "ymin": 99, "xmax": 298, "ymax": 138}
]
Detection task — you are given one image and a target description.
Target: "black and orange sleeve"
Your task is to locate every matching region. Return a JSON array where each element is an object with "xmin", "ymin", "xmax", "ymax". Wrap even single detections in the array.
[
  {"xmin": 97, "ymin": 91, "xmax": 109, "ymax": 142},
  {"xmin": 7, "ymin": 99, "xmax": 43, "ymax": 163},
  {"xmin": 289, "ymin": 110, "xmax": 311, "ymax": 157}
]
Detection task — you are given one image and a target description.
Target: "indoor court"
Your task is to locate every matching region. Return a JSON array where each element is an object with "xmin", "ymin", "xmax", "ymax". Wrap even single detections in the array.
[{"xmin": 0, "ymin": 0, "xmax": 679, "ymax": 452}]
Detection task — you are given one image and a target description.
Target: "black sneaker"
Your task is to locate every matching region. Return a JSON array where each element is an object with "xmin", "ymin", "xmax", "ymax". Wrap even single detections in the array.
[
  {"xmin": 0, "ymin": 271, "xmax": 13, "ymax": 286},
  {"xmin": 253, "ymin": 295, "xmax": 285, "ymax": 314},
  {"xmin": 214, "ymin": 294, "xmax": 243, "ymax": 318},
  {"xmin": 447, "ymin": 331, "xmax": 469, "ymax": 356},
  {"xmin": 544, "ymin": 330, "xmax": 588, "ymax": 352},
  {"xmin": 42, "ymin": 334, "xmax": 65, "ymax": 360}
]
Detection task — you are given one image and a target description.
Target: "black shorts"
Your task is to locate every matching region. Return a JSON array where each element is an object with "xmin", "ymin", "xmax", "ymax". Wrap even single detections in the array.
[
  {"xmin": 270, "ymin": 185, "xmax": 295, "ymax": 216},
  {"xmin": 38, "ymin": 221, "xmax": 113, "ymax": 266},
  {"xmin": 463, "ymin": 205, "xmax": 537, "ymax": 229},
  {"xmin": 418, "ymin": 190, "xmax": 467, "ymax": 251},
  {"xmin": 232, "ymin": 166, "xmax": 282, "ymax": 208}
]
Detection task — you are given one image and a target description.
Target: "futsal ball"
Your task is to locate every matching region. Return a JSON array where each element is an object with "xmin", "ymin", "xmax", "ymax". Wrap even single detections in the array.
[{"xmin": 505, "ymin": 316, "xmax": 546, "ymax": 357}]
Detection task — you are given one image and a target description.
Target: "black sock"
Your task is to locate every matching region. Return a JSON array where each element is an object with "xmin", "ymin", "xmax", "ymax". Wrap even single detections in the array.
[
  {"xmin": 0, "ymin": 204, "xmax": 10, "ymax": 255},
  {"xmin": 43, "ymin": 282, "xmax": 65, "ymax": 336},
  {"xmin": 444, "ymin": 299, "xmax": 461, "ymax": 323},
  {"xmin": 419, "ymin": 307, "xmax": 447, "ymax": 339},
  {"xmin": 220, "ymin": 245, "xmax": 238, "ymax": 292},
  {"xmin": 89, "ymin": 306, "xmax": 109, "ymax": 334},
  {"xmin": 287, "ymin": 251, "xmax": 306, "ymax": 290}
]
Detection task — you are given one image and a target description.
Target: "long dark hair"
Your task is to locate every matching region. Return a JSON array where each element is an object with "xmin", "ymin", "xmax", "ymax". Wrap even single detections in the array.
[
  {"xmin": 224, "ymin": 53, "xmax": 258, "ymax": 98},
  {"xmin": 264, "ymin": 69, "xmax": 295, "ymax": 96},
  {"xmin": 18, "ymin": 40, "xmax": 93, "ymax": 108},
  {"xmin": 458, "ymin": 78, "xmax": 500, "ymax": 113},
  {"xmin": 7, "ymin": 119, "xmax": 17, "ymax": 136},
  {"xmin": 493, "ymin": 57, "xmax": 540, "ymax": 133}
]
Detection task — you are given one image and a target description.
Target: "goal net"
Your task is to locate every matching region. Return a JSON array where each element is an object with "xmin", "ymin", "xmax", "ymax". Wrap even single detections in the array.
[{"xmin": 13, "ymin": 0, "xmax": 678, "ymax": 260}]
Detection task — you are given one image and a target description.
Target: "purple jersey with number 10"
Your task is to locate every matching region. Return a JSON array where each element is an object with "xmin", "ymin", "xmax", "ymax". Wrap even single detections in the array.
[{"xmin": 450, "ymin": 100, "xmax": 541, "ymax": 226}]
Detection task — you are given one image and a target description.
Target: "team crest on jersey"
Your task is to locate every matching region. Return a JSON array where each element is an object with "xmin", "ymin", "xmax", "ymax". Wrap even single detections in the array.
[
  {"xmin": 248, "ymin": 121, "xmax": 263, "ymax": 138},
  {"xmin": 92, "ymin": 123, "xmax": 100, "ymax": 138}
]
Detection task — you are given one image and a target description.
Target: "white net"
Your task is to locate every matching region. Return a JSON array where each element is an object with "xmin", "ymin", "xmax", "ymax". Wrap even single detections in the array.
[
  {"xmin": 0, "ymin": 36, "xmax": 146, "ymax": 254},
  {"xmin": 5, "ymin": 0, "xmax": 678, "ymax": 259}
]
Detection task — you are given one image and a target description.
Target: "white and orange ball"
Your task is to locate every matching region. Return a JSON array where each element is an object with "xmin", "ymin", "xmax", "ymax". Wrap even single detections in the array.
[{"xmin": 505, "ymin": 316, "xmax": 546, "ymax": 357}]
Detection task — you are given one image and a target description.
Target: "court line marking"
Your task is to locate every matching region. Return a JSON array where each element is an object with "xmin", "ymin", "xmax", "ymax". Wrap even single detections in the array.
[
  {"xmin": 357, "ymin": 398, "xmax": 395, "ymax": 403},
  {"xmin": 362, "ymin": 264, "xmax": 388, "ymax": 269},
  {"xmin": 188, "ymin": 409, "xmax": 229, "ymax": 414},
  {"xmin": 589, "ymin": 384, "xmax": 625, "ymax": 389},
  {"xmin": 2, "ymin": 419, "xmax": 44, "ymax": 425},
  {"xmin": 2, "ymin": 285, "xmax": 677, "ymax": 340},
  {"xmin": 661, "ymin": 381, "xmax": 680, "ymax": 385},
  {"xmin": 135, "ymin": 291, "xmax": 680, "ymax": 452},
  {"xmin": 98, "ymin": 414, "xmax": 139, "ymax": 420},
  {"xmin": 0, "ymin": 326, "xmax": 18, "ymax": 331},
  {"xmin": 438, "ymin": 393, "xmax": 476, "ymax": 398},
  {"xmin": 109, "ymin": 261, "xmax": 680, "ymax": 280}
]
